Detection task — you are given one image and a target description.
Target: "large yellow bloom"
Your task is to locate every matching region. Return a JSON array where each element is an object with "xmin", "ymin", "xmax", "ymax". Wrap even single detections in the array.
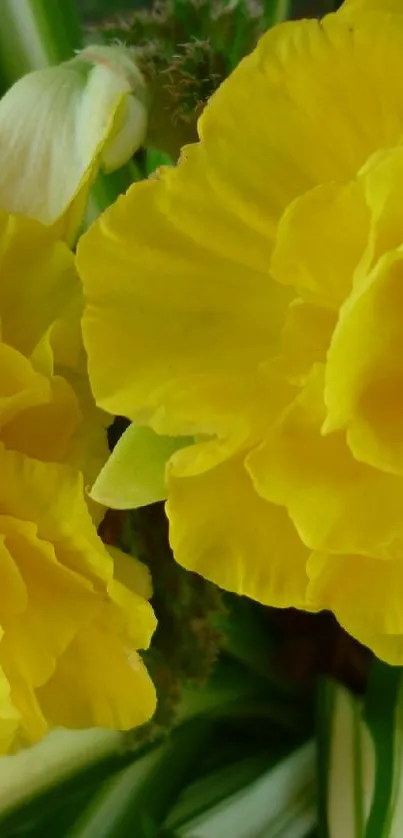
[
  {"xmin": 77, "ymin": 0, "xmax": 403, "ymax": 664},
  {"xmin": 0, "ymin": 212, "xmax": 156, "ymax": 753}
]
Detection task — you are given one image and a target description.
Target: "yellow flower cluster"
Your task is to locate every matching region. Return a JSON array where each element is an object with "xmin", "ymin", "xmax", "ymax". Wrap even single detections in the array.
[
  {"xmin": 0, "ymin": 47, "xmax": 155, "ymax": 752},
  {"xmin": 78, "ymin": 0, "xmax": 403, "ymax": 664},
  {"xmin": 0, "ymin": 213, "xmax": 156, "ymax": 752}
]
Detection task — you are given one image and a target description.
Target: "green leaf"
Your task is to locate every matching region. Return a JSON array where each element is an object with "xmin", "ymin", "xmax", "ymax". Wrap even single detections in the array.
[
  {"xmin": 0, "ymin": 728, "xmax": 133, "ymax": 836},
  {"xmin": 0, "ymin": 728, "xmax": 122, "ymax": 818},
  {"xmin": 213, "ymin": 595, "xmax": 306, "ymax": 697},
  {"xmin": 176, "ymin": 659, "xmax": 274, "ymax": 724},
  {"xmin": 317, "ymin": 680, "xmax": 374, "ymax": 838},
  {"xmin": 66, "ymin": 721, "xmax": 215, "ymax": 838},
  {"xmin": 145, "ymin": 147, "xmax": 174, "ymax": 176},
  {"xmin": 85, "ymin": 162, "xmax": 142, "ymax": 225},
  {"xmin": 165, "ymin": 746, "xmax": 303, "ymax": 831},
  {"xmin": 170, "ymin": 740, "xmax": 316, "ymax": 838},
  {"xmin": 364, "ymin": 662, "xmax": 403, "ymax": 838}
]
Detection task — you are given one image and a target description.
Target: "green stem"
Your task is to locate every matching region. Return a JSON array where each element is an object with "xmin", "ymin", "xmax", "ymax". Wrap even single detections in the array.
[
  {"xmin": 262, "ymin": 0, "xmax": 293, "ymax": 28},
  {"xmin": 273, "ymin": 0, "xmax": 293, "ymax": 24},
  {"xmin": 0, "ymin": 0, "xmax": 83, "ymax": 88}
]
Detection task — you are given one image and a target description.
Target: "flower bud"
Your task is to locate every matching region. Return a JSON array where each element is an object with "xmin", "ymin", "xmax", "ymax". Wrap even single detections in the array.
[{"xmin": 0, "ymin": 44, "xmax": 148, "ymax": 233}]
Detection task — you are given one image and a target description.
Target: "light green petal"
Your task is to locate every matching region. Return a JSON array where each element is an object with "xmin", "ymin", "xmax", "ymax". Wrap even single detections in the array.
[
  {"xmin": 90, "ymin": 424, "xmax": 190, "ymax": 509},
  {"xmin": 0, "ymin": 46, "xmax": 148, "ymax": 230}
]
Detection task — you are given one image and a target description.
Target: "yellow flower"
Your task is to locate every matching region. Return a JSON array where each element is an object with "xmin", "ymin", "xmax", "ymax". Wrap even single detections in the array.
[
  {"xmin": 77, "ymin": 0, "xmax": 403, "ymax": 665},
  {"xmin": 0, "ymin": 211, "xmax": 156, "ymax": 752},
  {"xmin": 0, "ymin": 45, "xmax": 148, "ymax": 238}
]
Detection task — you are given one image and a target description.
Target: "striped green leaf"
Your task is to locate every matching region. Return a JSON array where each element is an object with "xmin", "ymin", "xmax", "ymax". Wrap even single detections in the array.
[{"xmin": 317, "ymin": 680, "xmax": 374, "ymax": 838}]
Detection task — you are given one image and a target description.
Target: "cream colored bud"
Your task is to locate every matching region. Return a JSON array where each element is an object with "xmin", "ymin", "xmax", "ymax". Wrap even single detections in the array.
[{"xmin": 0, "ymin": 45, "xmax": 148, "ymax": 232}]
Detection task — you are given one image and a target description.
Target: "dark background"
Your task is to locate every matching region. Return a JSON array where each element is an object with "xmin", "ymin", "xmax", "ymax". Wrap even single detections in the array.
[{"xmin": 78, "ymin": 0, "xmax": 343, "ymax": 23}]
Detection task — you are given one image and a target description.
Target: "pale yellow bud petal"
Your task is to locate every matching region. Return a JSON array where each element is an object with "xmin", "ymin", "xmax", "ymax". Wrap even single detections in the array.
[{"xmin": 0, "ymin": 45, "xmax": 148, "ymax": 231}]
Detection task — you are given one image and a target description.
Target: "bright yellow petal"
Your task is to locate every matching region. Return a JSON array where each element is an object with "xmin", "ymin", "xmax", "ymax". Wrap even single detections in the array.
[
  {"xmin": 271, "ymin": 181, "xmax": 369, "ymax": 308},
  {"xmin": 0, "ymin": 343, "xmax": 50, "ymax": 429},
  {"xmin": 308, "ymin": 551, "xmax": 403, "ymax": 637},
  {"xmin": 0, "ymin": 444, "xmax": 156, "ymax": 741},
  {"xmin": 166, "ymin": 455, "xmax": 310, "ymax": 609},
  {"xmin": 0, "ymin": 517, "xmax": 97, "ymax": 688},
  {"xmin": 78, "ymin": 9, "xmax": 403, "ymax": 425},
  {"xmin": 107, "ymin": 577, "xmax": 157, "ymax": 651},
  {"xmin": 89, "ymin": 367, "xmax": 296, "ymax": 508},
  {"xmin": 0, "ymin": 252, "xmax": 109, "ymax": 509},
  {"xmin": 0, "ymin": 537, "xmax": 27, "ymax": 617},
  {"xmin": 8, "ymin": 673, "xmax": 50, "ymax": 749},
  {"xmin": 0, "ymin": 444, "xmax": 110, "ymax": 585},
  {"xmin": 3, "ymin": 375, "xmax": 81, "ymax": 463},
  {"xmin": 0, "ymin": 211, "xmax": 78, "ymax": 358},
  {"xmin": 358, "ymin": 146, "xmax": 403, "ymax": 272},
  {"xmin": 0, "ymin": 339, "xmax": 84, "ymax": 467},
  {"xmin": 151, "ymin": 370, "xmax": 296, "ymax": 477},
  {"xmin": 198, "ymin": 4, "xmax": 403, "ymax": 229},
  {"xmin": 106, "ymin": 547, "xmax": 157, "ymax": 662},
  {"xmin": 342, "ymin": 0, "xmax": 403, "ymax": 12},
  {"xmin": 60, "ymin": 368, "xmax": 109, "ymax": 518},
  {"xmin": 47, "ymin": 292, "xmax": 84, "ymax": 374},
  {"xmin": 45, "ymin": 291, "xmax": 110, "ymax": 503},
  {"xmin": 274, "ymin": 300, "xmax": 337, "ymax": 385},
  {"xmin": 351, "ymin": 634, "xmax": 403, "ymax": 667},
  {"xmin": 78, "ymin": 172, "xmax": 290, "ymax": 421},
  {"xmin": 0, "ymin": 660, "xmax": 20, "ymax": 754},
  {"xmin": 307, "ymin": 550, "xmax": 403, "ymax": 663},
  {"xmin": 247, "ymin": 367, "xmax": 403, "ymax": 559},
  {"xmin": 108, "ymin": 546, "xmax": 153, "ymax": 601},
  {"xmin": 324, "ymin": 248, "xmax": 403, "ymax": 474},
  {"xmin": 37, "ymin": 621, "xmax": 156, "ymax": 731}
]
